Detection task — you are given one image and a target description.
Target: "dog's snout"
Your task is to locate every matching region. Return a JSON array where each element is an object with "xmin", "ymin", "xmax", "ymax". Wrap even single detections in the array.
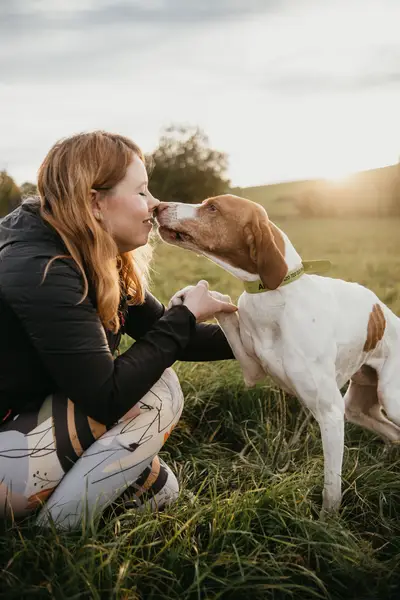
[
  {"xmin": 155, "ymin": 202, "xmax": 179, "ymax": 226},
  {"xmin": 155, "ymin": 202, "xmax": 170, "ymax": 215}
]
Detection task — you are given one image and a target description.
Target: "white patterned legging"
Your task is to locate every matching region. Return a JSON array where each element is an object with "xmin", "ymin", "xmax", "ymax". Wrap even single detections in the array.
[{"xmin": 0, "ymin": 368, "xmax": 184, "ymax": 530}]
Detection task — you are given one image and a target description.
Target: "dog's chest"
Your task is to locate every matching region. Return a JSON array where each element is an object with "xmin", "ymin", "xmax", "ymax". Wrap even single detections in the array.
[
  {"xmin": 239, "ymin": 305, "xmax": 281, "ymax": 352},
  {"xmin": 238, "ymin": 301, "xmax": 292, "ymax": 391}
]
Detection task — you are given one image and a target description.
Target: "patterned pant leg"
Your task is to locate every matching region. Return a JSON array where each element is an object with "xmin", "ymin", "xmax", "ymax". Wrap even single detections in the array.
[
  {"xmin": 0, "ymin": 394, "xmax": 63, "ymax": 518},
  {"xmin": 36, "ymin": 367, "xmax": 183, "ymax": 529},
  {"xmin": 0, "ymin": 368, "xmax": 183, "ymax": 526}
]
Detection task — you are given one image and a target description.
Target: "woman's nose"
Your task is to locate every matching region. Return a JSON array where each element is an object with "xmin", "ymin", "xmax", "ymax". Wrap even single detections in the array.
[{"xmin": 148, "ymin": 192, "xmax": 160, "ymax": 211}]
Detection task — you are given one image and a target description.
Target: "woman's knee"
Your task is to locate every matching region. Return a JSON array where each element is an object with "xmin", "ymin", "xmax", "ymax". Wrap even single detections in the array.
[{"xmin": 122, "ymin": 367, "xmax": 184, "ymax": 427}]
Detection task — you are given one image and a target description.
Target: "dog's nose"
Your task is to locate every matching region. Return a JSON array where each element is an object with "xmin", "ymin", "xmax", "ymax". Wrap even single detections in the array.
[{"xmin": 155, "ymin": 202, "xmax": 170, "ymax": 215}]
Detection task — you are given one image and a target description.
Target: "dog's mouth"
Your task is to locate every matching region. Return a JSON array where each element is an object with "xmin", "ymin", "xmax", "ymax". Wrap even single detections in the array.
[{"xmin": 158, "ymin": 226, "xmax": 193, "ymax": 244}]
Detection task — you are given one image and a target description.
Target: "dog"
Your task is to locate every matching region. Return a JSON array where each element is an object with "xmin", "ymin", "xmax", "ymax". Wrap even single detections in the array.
[{"xmin": 156, "ymin": 194, "xmax": 400, "ymax": 513}]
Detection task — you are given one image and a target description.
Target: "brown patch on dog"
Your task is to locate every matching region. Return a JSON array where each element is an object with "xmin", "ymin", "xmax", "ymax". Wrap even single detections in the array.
[
  {"xmin": 269, "ymin": 222, "xmax": 286, "ymax": 257},
  {"xmin": 364, "ymin": 304, "xmax": 386, "ymax": 352},
  {"xmin": 351, "ymin": 364, "xmax": 378, "ymax": 386},
  {"xmin": 244, "ymin": 211, "xmax": 288, "ymax": 290}
]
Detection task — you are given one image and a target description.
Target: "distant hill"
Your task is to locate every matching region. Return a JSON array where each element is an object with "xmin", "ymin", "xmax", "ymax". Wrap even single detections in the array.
[{"xmin": 231, "ymin": 163, "xmax": 400, "ymax": 218}]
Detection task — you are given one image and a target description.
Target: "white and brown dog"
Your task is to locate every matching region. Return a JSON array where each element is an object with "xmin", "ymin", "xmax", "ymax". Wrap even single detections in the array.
[{"xmin": 156, "ymin": 195, "xmax": 400, "ymax": 513}]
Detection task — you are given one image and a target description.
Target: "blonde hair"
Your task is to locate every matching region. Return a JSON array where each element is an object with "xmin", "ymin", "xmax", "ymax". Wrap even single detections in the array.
[{"xmin": 37, "ymin": 130, "xmax": 152, "ymax": 333}]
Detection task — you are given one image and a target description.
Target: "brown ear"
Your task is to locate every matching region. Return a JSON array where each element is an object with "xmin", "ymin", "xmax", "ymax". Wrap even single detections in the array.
[{"xmin": 244, "ymin": 212, "xmax": 288, "ymax": 290}]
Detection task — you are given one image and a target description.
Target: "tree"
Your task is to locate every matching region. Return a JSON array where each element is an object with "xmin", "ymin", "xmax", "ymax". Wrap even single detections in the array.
[
  {"xmin": 147, "ymin": 125, "xmax": 230, "ymax": 203},
  {"xmin": 20, "ymin": 181, "xmax": 38, "ymax": 197},
  {"xmin": 0, "ymin": 171, "xmax": 21, "ymax": 217}
]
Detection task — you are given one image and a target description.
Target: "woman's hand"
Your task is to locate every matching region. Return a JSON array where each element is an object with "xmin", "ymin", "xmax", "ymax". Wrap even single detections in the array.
[{"xmin": 168, "ymin": 280, "xmax": 237, "ymax": 323}]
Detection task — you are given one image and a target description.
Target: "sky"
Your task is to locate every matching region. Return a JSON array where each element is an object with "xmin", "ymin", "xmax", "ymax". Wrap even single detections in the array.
[{"xmin": 1, "ymin": 0, "xmax": 399, "ymax": 188}]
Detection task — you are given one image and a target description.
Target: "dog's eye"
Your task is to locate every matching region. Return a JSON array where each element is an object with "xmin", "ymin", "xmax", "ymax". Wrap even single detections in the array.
[{"xmin": 207, "ymin": 204, "xmax": 218, "ymax": 212}]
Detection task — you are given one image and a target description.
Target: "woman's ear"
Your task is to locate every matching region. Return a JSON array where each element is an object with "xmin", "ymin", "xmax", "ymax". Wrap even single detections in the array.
[
  {"xmin": 245, "ymin": 211, "xmax": 288, "ymax": 290},
  {"xmin": 90, "ymin": 189, "xmax": 103, "ymax": 221}
]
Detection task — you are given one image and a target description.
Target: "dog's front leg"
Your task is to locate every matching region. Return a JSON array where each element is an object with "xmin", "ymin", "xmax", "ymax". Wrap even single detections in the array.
[
  {"xmin": 292, "ymin": 374, "xmax": 345, "ymax": 514},
  {"xmin": 317, "ymin": 402, "xmax": 345, "ymax": 514},
  {"xmin": 215, "ymin": 307, "xmax": 265, "ymax": 387}
]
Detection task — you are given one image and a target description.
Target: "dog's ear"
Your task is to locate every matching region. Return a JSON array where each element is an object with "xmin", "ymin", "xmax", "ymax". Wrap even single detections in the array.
[{"xmin": 244, "ymin": 211, "xmax": 288, "ymax": 290}]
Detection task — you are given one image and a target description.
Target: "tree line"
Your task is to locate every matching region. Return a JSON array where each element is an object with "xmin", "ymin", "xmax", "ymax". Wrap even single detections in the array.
[
  {"xmin": 0, "ymin": 126, "xmax": 230, "ymax": 217},
  {"xmin": 1, "ymin": 125, "xmax": 399, "ymax": 218}
]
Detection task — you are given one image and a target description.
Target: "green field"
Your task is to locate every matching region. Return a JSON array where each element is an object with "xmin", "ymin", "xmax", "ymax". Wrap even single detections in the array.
[{"xmin": 2, "ymin": 218, "xmax": 400, "ymax": 599}]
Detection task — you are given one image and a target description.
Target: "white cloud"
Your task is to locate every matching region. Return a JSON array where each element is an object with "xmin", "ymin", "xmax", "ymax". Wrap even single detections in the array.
[{"xmin": 1, "ymin": 0, "xmax": 399, "ymax": 187}]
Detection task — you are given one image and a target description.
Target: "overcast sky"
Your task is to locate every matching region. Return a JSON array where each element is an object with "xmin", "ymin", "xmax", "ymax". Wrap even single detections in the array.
[{"xmin": 1, "ymin": 0, "xmax": 399, "ymax": 187}]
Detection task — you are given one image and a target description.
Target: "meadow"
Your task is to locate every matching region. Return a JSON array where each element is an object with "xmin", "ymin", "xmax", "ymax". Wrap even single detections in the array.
[{"xmin": 2, "ymin": 217, "xmax": 400, "ymax": 599}]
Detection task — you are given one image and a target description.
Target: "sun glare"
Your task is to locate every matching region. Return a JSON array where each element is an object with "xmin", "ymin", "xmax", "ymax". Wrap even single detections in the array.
[{"xmin": 324, "ymin": 169, "xmax": 355, "ymax": 185}]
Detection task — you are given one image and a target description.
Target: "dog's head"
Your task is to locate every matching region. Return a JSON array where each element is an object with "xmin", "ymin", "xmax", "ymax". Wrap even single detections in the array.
[{"xmin": 156, "ymin": 194, "xmax": 288, "ymax": 290}]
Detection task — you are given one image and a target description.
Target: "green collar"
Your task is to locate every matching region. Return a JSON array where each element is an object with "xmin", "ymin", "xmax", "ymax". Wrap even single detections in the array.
[{"xmin": 244, "ymin": 260, "xmax": 331, "ymax": 294}]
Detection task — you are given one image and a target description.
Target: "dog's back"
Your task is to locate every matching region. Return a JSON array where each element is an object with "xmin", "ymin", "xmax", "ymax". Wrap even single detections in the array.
[
  {"xmin": 318, "ymin": 275, "xmax": 399, "ymax": 385},
  {"xmin": 239, "ymin": 273, "xmax": 400, "ymax": 390}
]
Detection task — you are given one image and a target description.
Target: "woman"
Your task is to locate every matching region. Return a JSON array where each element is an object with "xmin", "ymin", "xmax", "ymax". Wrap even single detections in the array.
[{"xmin": 0, "ymin": 131, "xmax": 236, "ymax": 529}]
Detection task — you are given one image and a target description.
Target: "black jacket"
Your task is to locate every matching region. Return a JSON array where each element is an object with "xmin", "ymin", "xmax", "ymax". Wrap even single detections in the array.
[{"xmin": 0, "ymin": 199, "xmax": 234, "ymax": 426}]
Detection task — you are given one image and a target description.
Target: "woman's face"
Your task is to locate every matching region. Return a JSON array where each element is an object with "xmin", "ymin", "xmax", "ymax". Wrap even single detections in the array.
[{"xmin": 93, "ymin": 154, "xmax": 159, "ymax": 252}]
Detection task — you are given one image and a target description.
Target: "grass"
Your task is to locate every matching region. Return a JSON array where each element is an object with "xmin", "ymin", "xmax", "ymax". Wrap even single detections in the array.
[{"xmin": 2, "ymin": 217, "xmax": 400, "ymax": 599}]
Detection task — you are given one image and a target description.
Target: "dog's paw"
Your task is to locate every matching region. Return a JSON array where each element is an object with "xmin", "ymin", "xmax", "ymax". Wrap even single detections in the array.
[
  {"xmin": 319, "ymin": 506, "xmax": 340, "ymax": 521},
  {"xmin": 209, "ymin": 290, "xmax": 233, "ymax": 305},
  {"xmin": 320, "ymin": 492, "xmax": 341, "ymax": 517},
  {"xmin": 243, "ymin": 364, "xmax": 266, "ymax": 387},
  {"xmin": 167, "ymin": 285, "xmax": 196, "ymax": 309},
  {"xmin": 244, "ymin": 378, "xmax": 258, "ymax": 388}
]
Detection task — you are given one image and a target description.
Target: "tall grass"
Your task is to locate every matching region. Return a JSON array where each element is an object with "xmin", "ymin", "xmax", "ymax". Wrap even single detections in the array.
[{"xmin": 1, "ymin": 218, "xmax": 400, "ymax": 599}]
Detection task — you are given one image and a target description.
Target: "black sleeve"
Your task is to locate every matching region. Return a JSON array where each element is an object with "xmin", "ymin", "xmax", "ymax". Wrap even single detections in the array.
[
  {"xmin": 178, "ymin": 322, "xmax": 235, "ymax": 361},
  {"xmin": 0, "ymin": 244, "xmax": 196, "ymax": 426},
  {"xmin": 125, "ymin": 292, "xmax": 235, "ymax": 362}
]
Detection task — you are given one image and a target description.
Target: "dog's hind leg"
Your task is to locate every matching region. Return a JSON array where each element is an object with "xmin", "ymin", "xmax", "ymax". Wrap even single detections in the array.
[
  {"xmin": 375, "ymin": 357, "xmax": 400, "ymax": 435},
  {"xmin": 344, "ymin": 366, "xmax": 400, "ymax": 442}
]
